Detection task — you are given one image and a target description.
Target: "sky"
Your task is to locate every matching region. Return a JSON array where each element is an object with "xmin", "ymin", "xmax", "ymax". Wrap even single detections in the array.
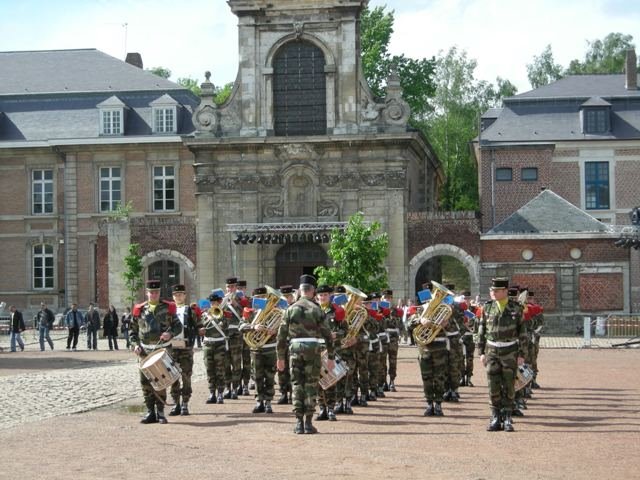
[{"xmin": 1, "ymin": 0, "xmax": 639, "ymax": 93}]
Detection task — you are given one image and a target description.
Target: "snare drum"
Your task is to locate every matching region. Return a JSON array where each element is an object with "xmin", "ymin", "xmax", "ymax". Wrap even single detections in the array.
[
  {"xmin": 514, "ymin": 364, "xmax": 534, "ymax": 391},
  {"xmin": 319, "ymin": 350, "xmax": 349, "ymax": 391},
  {"xmin": 140, "ymin": 348, "xmax": 182, "ymax": 391}
]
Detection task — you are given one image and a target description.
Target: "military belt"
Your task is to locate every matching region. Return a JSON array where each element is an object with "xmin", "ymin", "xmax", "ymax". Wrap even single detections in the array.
[
  {"xmin": 487, "ymin": 340, "xmax": 517, "ymax": 348},
  {"xmin": 140, "ymin": 341, "xmax": 170, "ymax": 350},
  {"xmin": 290, "ymin": 337, "xmax": 318, "ymax": 344},
  {"xmin": 446, "ymin": 330, "xmax": 461, "ymax": 337},
  {"xmin": 261, "ymin": 342, "xmax": 277, "ymax": 350}
]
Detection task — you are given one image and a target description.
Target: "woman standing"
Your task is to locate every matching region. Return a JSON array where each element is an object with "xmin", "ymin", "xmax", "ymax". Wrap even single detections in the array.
[{"xmin": 103, "ymin": 305, "xmax": 119, "ymax": 350}]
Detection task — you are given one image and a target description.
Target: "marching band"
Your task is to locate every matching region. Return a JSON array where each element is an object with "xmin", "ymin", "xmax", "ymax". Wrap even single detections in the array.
[{"xmin": 131, "ymin": 275, "xmax": 544, "ymax": 433}]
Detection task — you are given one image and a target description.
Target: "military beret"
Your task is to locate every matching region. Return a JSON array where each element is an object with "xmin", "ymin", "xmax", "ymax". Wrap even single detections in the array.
[{"xmin": 146, "ymin": 280, "xmax": 161, "ymax": 291}]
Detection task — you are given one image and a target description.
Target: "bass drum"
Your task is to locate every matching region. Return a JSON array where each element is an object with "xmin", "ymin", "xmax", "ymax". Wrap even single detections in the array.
[
  {"xmin": 140, "ymin": 348, "xmax": 182, "ymax": 391},
  {"xmin": 514, "ymin": 364, "xmax": 534, "ymax": 391},
  {"xmin": 319, "ymin": 350, "xmax": 349, "ymax": 391}
]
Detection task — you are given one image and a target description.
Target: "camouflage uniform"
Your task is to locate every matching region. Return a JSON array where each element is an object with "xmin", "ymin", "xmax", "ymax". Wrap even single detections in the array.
[
  {"xmin": 277, "ymin": 296, "xmax": 334, "ymax": 422},
  {"xmin": 202, "ymin": 306, "xmax": 230, "ymax": 403},
  {"xmin": 459, "ymin": 311, "xmax": 476, "ymax": 386},
  {"xmin": 130, "ymin": 300, "xmax": 182, "ymax": 414},
  {"xmin": 530, "ymin": 307, "xmax": 544, "ymax": 381},
  {"xmin": 408, "ymin": 312, "xmax": 448, "ymax": 415},
  {"xmin": 443, "ymin": 307, "xmax": 463, "ymax": 401},
  {"xmin": 317, "ymin": 303, "xmax": 347, "ymax": 419},
  {"xmin": 385, "ymin": 307, "xmax": 404, "ymax": 389},
  {"xmin": 376, "ymin": 309, "xmax": 391, "ymax": 396},
  {"xmin": 353, "ymin": 320, "xmax": 371, "ymax": 405},
  {"xmin": 223, "ymin": 295, "xmax": 243, "ymax": 398},
  {"xmin": 169, "ymin": 303, "xmax": 203, "ymax": 412},
  {"xmin": 363, "ymin": 311, "xmax": 381, "ymax": 400},
  {"xmin": 476, "ymin": 298, "xmax": 527, "ymax": 425}
]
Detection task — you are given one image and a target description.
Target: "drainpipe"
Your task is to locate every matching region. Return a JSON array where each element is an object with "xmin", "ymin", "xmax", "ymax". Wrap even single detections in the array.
[
  {"xmin": 490, "ymin": 148, "xmax": 496, "ymax": 229},
  {"xmin": 53, "ymin": 146, "xmax": 68, "ymax": 308}
]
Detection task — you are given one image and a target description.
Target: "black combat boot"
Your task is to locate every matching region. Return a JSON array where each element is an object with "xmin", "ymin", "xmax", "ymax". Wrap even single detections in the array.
[
  {"xmin": 252, "ymin": 400, "xmax": 265, "ymax": 413},
  {"xmin": 383, "ymin": 382, "xmax": 390, "ymax": 392},
  {"xmin": 350, "ymin": 394, "xmax": 359, "ymax": 406},
  {"xmin": 424, "ymin": 402, "xmax": 435, "ymax": 416},
  {"xmin": 459, "ymin": 377, "xmax": 467, "ymax": 387},
  {"xmin": 316, "ymin": 406, "xmax": 328, "ymax": 421},
  {"xmin": 304, "ymin": 415, "xmax": 317, "ymax": 434},
  {"xmin": 181, "ymin": 402, "xmax": 190, "ymax": 416},
  {"xmin": 242, "ymin": 384, "xmax": 250, "ymax": 396},
  {"xmin": 467, "ymin": 376, "xmax": 474, "ymax": 387},
  {"xmin": 294, "ymin": 416, "xmax": 304, "ymax": 434},
  {"xmin": 345, "ymin": 399, "xmax": 354, "ymax": 414},
  {"xmin": 377, "ymin": 386, "xmax": 386, "ymax": 398},
  {"xmin": 230, "ymin": 384, "xmax": 239, "ymax": 400},
  {"xmin": 334, "ymin": 400, "xmax": 344, "ymax": 414},
  {"xmin": 503, "ymin": 412, "xmax": 514, "ymax": 432},
  {"xmin": 156, "ymin": 406, "xmax": 168, "ymax": 424},
  {"xmin": 169, "ymin": 400, "xmax": 181, "ymax": 416},
  {"xmin": 223, "ymin": 386, "xmax": 231, "ymax": 399},
  {"xmin": 217, "ymin": 389, "xmax": 225, "ymax": 404},
  {"xmin": 264, "ymin": 401, "xmax": 273, "ymax": 414},
  {"xmin": 327, "ymin": 407, "xmax": 337, "ymax": 421},
  {"xmin": 206, "ymin": 392, "xmax": 217, "ymax": 404},
  {"xmin": 450, "ymin": 390, "xmax": 460, "ymax": 402},
  {"xmin": 249, "ymin": 380, "xmax": 255, "ymax": 390},
  {"xmin": 487, "ymin": 408, "xmax": 501, "ymax": 432},
  {"xmin": 359, "ymin": 396, "xmax": 368, "ymax": 407},
  {"xmin": 434, "ymin": 402, "xmax": 444, "ymax": 416},
  {"xmin": 367, "ymin": 390, "xmax": 377, "ymax": 401},
  {"xmin": 140, "ymin": 407, "xmax": 157, "ymax": 424},
  {"xmin": 389, "ymin": 381, "xmax": 397, "ymax": 392},
  {"xmin": 442, "ymin": 389, "xmax": 452, "ymax": 402},
  {"xmin": 277, "ymin": 392, "xmax": 288, "ymax": 405}
]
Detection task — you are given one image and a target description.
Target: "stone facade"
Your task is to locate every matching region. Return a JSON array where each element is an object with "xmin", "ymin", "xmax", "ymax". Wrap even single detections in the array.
[{"xmin": 185, "ymin": 0, "xmax": 442, "ymax": 299}]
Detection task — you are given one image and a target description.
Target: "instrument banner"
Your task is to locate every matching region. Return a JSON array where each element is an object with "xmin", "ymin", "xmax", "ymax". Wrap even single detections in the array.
[
  {"xmin": 370, "ymin": 302, "xmax": 378, "ymax": 310},
  {"xmin": 252, "ymin": 297, "xmax": 268, "ymax": 310},
  {"xmin": 211, "ymin": 288, "xmax": 225, "ymax": 298},
  {"xmin": 332, "ymin": 294, "xmax": 348, "ymax": 306},
  {"xmin": 380, "ymin": 301, "xmax": 391, "ymax": 309},
  {"xmin": 277, "ymin": 298, "xmax": 289, "ymax": 309},
  {"xmin": 198, "ymin": 299, "xmax": 211, "ymax": 310},
  {"xmin": 418, "ymin": 289, "xmax": 432, "ymax": 304}
]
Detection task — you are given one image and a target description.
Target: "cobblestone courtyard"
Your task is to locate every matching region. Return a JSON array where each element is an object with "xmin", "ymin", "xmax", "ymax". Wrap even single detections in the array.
[{"xmin": 0, "ymin": 333, "xmax": 638, "ymax": 479}]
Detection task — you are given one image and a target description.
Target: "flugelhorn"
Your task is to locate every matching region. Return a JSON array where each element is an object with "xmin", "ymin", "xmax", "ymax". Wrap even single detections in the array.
[{"xmin": 412, "ymin": 281, "xmax": 455, "ymax": 347}]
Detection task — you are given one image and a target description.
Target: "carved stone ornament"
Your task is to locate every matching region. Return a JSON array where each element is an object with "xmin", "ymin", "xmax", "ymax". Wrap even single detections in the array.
[
  {"xmin": 339, "ymin": 170, "xmax": 360, "ymax": 189},
  {"xmin": 219, "ymin": 177, "xmax": 240, "ymax": 190},
  {"xmin": 260, "ymin": 175, "xmax": 281, "ymax": 189},
  {"xmin": 361, "ymin": 173, "xmax": 386, "ymax": 187},
  {"xmin": 194, "ymin": 104, "xmax": 218, "ymax": 133},
  {"xmin": 275, "ymin": 143, "xmax": 319, "ymax": 162},
  {"xmin": 322, "ymin": 175, "xmax": 340, "ymax": 187},
  {"xmin": 263, "ymin": 196, "xmax": 284, "ymax": 218},
  {"xmin": 383, "ymin": 98, "xmax": 409, "ymax": 126},
  {"xmin": 318, "ymin": 198, "xmax": 339, "ymax": 217},
  {"xmin": 193, "ymin": 174, "xmax": 218, "ymax": 186},
  {"xmin": 385, "ymin": 170, "xmax": 407, "ymax": 188},
  {"xmin": 361, "ymin": 95, "xmax": 382, "ymax": 121},
  {"xmin": 293, "ymin": 22, "xmax": 304, "ymax": 39}
]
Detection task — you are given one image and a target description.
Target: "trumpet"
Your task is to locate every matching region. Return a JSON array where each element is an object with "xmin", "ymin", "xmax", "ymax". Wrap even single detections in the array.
[{"xmin": 412, "ymin": 281, "xmax": 455, "ymax": 347}]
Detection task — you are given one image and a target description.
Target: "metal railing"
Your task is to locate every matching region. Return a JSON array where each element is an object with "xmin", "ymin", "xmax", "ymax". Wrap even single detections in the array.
[{"xmin": 605, "ymin": 315, "xmax": 640, "ymax": 338}]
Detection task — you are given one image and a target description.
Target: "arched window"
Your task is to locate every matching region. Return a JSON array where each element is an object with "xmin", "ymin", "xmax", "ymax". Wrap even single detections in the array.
[
  {"xmin": 273, "ymin": 41, "xmax": 326, "ymax": 136},
  {"xmin": 33, "ymin": 244, "xmax": 54, "ymax": 289}
]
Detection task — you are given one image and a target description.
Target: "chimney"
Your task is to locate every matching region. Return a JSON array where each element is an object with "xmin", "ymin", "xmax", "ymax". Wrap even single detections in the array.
[
  {"xmin": 125, "ymin": 52, "xmax": 143, "ymax": 69},
  {"xmin": 625, "ymin": 49, "xmax": 637, "ymax": 90}
]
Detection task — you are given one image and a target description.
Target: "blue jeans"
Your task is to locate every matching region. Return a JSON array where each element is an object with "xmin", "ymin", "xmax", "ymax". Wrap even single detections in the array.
[
  {"xmin": 10, "ymin": 332, "xmax": 25, "ymax": 352},
  {"xmin": 87, "ymin": 327, "xmax": 98, "ymax": 350},
  {"xmin": 39, "ymin": 325, "xmax": 54, "ymax": 351}
]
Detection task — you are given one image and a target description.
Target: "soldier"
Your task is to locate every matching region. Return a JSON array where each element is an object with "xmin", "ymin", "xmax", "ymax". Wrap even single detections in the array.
[
  {"xmin": 315, "ymin": 284, "xmax": 346, "ymax": 422},
  {"xmin": 168, "ymin": 284, "xmax": 203, "ymax": 416},
  {"xmin": 201, "ymin": 291, "xmax": 229, "ymax": 405},
  {"xmin": 442, "ymin": 284, "xmax": 463, "ymax": 403},
  {"xmin": 277, "ymin": 274, "xmax": 335, "ymax": 434},
  {"xmin": 333, "ymin": 285, "xmax": 357, "ymax": 415},
  {"xmin": 239, "ymin": 287, "xmax": 279, "ymax": 414},
  {"xmin": 459, "ymin": 292, "xmax": 477, "ymax": 387},
  {"xmin": 382, "ymin": 289, "xmax": 402, "ymax": 392},
  {"xmin": 476, "ymin": 278, "xmax": 527, "ymax": 432},
  {"xmin": 130, "ymin": 280, "xmax": 182, "ymax": 424},
  {"xmin": 223, "ymin": 277, "xmax": 243, "ymax": 399},
  {"xmin": 408, "ymin": 287, "xmax": 449, "ymax": 417},
  {"xmin": 528, "ymin": 291, "xmax": 544, "ymax": 389},
  {"xmin": 237, "ymin": 279, "xmax": 252, "ymax": 395},
  {"xmin": 352, "ymin": 292, "xmax": 372, "ymax": 407},
  {"xmin": 276, "ymin": 285, "xmax": 295, "ymax": 405}
]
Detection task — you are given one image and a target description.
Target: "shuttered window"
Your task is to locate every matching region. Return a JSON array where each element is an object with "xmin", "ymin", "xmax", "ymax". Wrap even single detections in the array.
[{"xmin": 273, "ymin": 41, "xmax": 326, "ymax": 136}]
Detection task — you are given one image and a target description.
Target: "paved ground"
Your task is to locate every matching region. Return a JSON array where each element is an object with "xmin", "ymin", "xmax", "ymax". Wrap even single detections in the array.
[{"xmin": 0, "ymin": 332, "xmax": 638, "ymax": 480}]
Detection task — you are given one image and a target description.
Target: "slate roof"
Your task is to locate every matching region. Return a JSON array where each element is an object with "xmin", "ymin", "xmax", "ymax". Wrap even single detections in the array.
[
  {"xmin": 486, "ymin": 189, "xmax": 609, "ymax": 235},
  {"xmin": 0, "ymin": 49, "xmax": 183, "ymax": 96},
  {"xmin": 480, "ymin": 74, "xmax": 640, "ymax": 144},
  {"xmin": 0, "ymin": 49, "xmax": 200, "ymax": 141}
]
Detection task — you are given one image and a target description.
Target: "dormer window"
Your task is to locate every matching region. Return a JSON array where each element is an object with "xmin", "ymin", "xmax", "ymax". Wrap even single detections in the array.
[
  {"xmin": 97, "ymin": 96, "xmax": 126, "ymax": 136},
  {"xmin": 150, "ymin": 94, "xmax": 179, "ymax": 134},
  {"xmin": 580, "ymin": 97, "xmax": 611, "ymax": 135}
]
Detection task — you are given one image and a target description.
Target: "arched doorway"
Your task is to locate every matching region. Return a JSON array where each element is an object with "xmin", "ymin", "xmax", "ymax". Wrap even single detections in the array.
[
  {"xmin": 276, "ymin": 243, "xmax": 328, "ymax": 287},
  {"xmin": 148, "ymin": 259, "xmax": 180, "ymax": 299},
  {"xmin": 273, "ymin": 40, "xmax": 327, "ymax": 136},
  {"xmin": 415, "ymin": 256, "xmax": 471, "ymax": 294}
]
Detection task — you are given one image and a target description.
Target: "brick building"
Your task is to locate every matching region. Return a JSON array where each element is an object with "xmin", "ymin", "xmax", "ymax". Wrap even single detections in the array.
[
  {"xmin": 472, "ymin": 51, "xmax": 640, "ymax": 331},
  {"xmin": 0, "ymin": 49, "xmax": 200, "ymax": 316}
]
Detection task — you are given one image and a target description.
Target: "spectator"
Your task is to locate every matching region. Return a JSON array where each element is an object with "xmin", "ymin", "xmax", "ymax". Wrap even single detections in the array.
[
  {"xmin": 36, "ymin": 302, "xmax": 55, "ymax": 351},
  {"xmin": 121, "ymin": 306, "xmax": 132, "ymax": 349},
  {"xmin": 103, "ymin": 304, "xmax": 119, "ymax": 350},
  {"xmin": 85, "ymin": 303, "xmax": 100, "ymax": 350},
  {"xmin": 64, "ymin": 303, "xmax": 83, "ymax": 351},
  {"xmin": 9, "ymin": 305, "xmax": 25, "ymax": 352}
]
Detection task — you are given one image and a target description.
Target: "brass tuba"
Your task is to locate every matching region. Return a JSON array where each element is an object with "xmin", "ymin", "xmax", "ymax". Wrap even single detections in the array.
[
  {"xmin": 340, "ymin": 284, "xmax": 369, "ymax": 348},
  {"xmin": 243, "ymin": 285, "xmax": 286, "ymax": 349},
  {"xmin": 412, "ymin": 281, "xmax": 455, "ymax": 347}
]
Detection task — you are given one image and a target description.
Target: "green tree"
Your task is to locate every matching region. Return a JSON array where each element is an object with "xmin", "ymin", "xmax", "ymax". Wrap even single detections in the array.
[
  {"xmin": 420, "ymin": 47, "xmax": 517, "ymax": 210},
  {"xmin": 314, "ymin": 213, "xmax": 389, "ymax": 292},
  {"xmin": 566, "ymin": 32, "xmax": 635, "ymax": 74},
  {"xmin": 360, "ymin": 6, "xmax": 436, "ymax": 121},
  {"xmin": 177, "ymin": 77, "xmax": 201, "ymax": 96},
  {"xmin": 527, "ymin": 45, "xmax": 564, "ymax": 88},
  {"xmin": 123, "ymin": 243, "xmax": 144, "ymax": 308},
  {"xmin": 147, "ymin": 66, "xmax": 172, "ymax": 79},
  {"xmin": 214, "ymin": 82, "xmax": 234, "ymax": 105}
]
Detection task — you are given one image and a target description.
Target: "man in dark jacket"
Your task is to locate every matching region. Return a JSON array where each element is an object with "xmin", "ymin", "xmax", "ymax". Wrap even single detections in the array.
[
  {"xmin": 37, "ymin": 302, "xmax": 55, "ymax": 351},
  {"xmin": 85, "ymin": 303, "xmax": 100, "ymax": 350},
  {"xmin": 9, "ymin": 305, "xmax": 26, "ymax": 352}
]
